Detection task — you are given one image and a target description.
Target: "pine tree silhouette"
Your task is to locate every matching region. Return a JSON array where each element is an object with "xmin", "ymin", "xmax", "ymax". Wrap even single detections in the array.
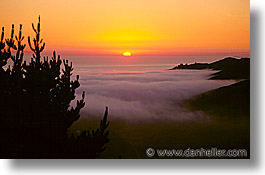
[{"xmin": 0, "ymin": 17, "xmax": 109, "ymax": 158}]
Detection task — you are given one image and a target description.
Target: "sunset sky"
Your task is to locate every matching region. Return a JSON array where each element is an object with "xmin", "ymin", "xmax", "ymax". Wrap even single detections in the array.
[{"xmin": 0, "ymin": 0, "xmax": 249, "ymax": 55}]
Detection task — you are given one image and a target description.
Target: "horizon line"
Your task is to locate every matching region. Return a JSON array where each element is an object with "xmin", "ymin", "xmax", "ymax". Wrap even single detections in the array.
[{"xmin": 21, "ymin": 50, "xmax": 250, "ymax": 57}]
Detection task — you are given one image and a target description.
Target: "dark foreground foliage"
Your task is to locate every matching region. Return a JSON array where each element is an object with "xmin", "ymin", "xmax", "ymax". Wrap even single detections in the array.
[{"xmin": 0, "ymin": 17, "xmax": 109, "ymax": 158}]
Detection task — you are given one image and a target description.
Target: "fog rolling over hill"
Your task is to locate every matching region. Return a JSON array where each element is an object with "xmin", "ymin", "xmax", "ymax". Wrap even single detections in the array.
[{"xmin": 171, "ymin": 57, "xmax": 250, "ymax": 80}]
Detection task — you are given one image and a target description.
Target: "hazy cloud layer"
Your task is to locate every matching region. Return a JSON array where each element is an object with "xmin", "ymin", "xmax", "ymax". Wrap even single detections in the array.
[{"xmin": 73, "ymin": 68, "xmax": 235, "ymax": 122}]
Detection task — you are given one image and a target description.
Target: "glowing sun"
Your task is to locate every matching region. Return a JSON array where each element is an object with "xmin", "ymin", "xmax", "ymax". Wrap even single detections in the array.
[{"xmin": 123, "ymin": 52, "xmax": 131, "ymax": 56}]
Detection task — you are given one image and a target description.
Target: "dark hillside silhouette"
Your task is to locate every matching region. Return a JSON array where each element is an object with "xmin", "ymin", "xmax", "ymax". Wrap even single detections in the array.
[
  {"xmin": 187, "ymin": 80, "xmax": 250, "ymax": 120},
  {"xmin": 180, "ymin": 57, "xmax": 250, "ymax": 121},
  {"xmin": 170, "ymin": 57, "xmax": 250, "ymax": 80},
  {"xmin": 0, "ymin": 17, "xmax": 109, "ymax": 158}
]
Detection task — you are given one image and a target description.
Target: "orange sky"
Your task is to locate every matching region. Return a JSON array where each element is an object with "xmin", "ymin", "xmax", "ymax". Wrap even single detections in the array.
[{"xmin": 0, "ymin": 0, "xmax": 250, "ymax": 55}]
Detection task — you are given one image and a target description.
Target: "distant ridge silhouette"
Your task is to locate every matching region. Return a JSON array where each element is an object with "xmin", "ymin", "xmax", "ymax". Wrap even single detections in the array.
[{"xmin": 170, "ymin": 57, "xmax": 250, "ymax": 80}]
